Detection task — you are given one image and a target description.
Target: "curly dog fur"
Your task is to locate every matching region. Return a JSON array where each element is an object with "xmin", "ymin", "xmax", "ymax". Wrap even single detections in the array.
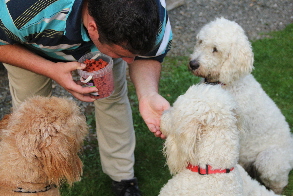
[
  {"xmin": 188, "ymin": 17, "xmax": 293, "ymax": 194},
  {"xmin": 0, "ymin": 96, "xmax": 88, "ymax": 195},
  {"xmin": 159, "ymin": 84, "xmax": 278, "ymax": 196}
]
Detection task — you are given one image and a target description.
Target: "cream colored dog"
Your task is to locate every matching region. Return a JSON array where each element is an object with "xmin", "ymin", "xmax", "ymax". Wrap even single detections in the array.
[
  {"xmin": 159, "ymin": 84, "xmax": 278, "ymax": 196},
  {"xmin": 188, "ymin": 17, "xmax": 293, "ymax": 194},
  {"xmin": 0, "ymin": 96, "xmax": 88, "ymax": 196}
]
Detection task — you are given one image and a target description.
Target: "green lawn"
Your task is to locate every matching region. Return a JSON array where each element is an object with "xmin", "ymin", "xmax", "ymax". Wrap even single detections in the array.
[{"xmin": 61, "ymin": 23, "xmax": 293, "ymax": 196}]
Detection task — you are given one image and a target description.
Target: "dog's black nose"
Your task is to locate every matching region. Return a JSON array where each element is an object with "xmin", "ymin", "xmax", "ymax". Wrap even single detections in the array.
[{"xmin": 189, "ymin": 60, "xmax": 200, "ymax": 70}]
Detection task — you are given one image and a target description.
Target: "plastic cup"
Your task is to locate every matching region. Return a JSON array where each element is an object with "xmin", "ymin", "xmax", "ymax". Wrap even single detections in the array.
[{"xmin": 77, "ymin": 52, "xmax": 114, "ymax": 99}]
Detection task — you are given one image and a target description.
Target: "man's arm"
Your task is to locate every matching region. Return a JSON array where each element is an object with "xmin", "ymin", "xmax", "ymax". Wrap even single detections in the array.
[
  {"xmin": 128, "ymin": 59, "xmax": 170, "ymax": 139},
  {"xmin": 0, "ymin": 44, "xmax": 98, "ymax": 102}
]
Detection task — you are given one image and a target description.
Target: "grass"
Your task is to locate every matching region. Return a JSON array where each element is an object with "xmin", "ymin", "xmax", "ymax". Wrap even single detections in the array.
[{"xmin": 61, "ymin": 23, "xmax": 293, "ymax": 196}]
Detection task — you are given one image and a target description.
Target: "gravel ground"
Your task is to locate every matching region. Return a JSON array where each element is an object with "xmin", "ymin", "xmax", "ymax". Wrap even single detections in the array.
[
  {"xmin": 1, "ymin": 0, "xmax": 293, "ymax": 119},
  {"xmin": 168, "ymin": 0, "xmax": 293, "ymax": 56}
]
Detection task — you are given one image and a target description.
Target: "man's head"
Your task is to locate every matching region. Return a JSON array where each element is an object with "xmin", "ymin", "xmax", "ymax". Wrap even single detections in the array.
[{"xmin": 87, "ymin": 0, "xmax": 160, "ymax": 56}]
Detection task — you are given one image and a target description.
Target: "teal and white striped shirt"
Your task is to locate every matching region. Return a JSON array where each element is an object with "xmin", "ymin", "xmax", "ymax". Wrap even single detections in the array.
[{"xmin": 0, "ymin": 0, "xmax": 172, "ymax": 62}]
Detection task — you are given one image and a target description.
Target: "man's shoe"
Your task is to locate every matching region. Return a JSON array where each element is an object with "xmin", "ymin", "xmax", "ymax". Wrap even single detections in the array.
[{"xmin": 112, "ymin": 177, "xmax": 142, "ymax": 196}]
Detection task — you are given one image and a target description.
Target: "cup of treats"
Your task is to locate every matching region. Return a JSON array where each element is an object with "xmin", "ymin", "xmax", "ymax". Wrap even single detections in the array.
[{"xmin": 77, "ymin": 52, "xmax": 114, "ymax": 99}]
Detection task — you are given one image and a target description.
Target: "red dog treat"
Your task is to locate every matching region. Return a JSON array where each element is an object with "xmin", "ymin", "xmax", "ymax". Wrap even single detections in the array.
[
  {"xmin": 81, "ymin": 58, "xmax": 114, "ymax": 99},
  {"xmin": 91, "ymin": 72, "xmax": 114, "ymax": 99},
  {"xmin": 82, "ymin": 58, "xmax": 108, "ymax": 72}
]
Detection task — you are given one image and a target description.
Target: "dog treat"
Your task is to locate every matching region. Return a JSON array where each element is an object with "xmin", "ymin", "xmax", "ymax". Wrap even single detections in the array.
[
  {"xmin": 90, "ymin": 72, "xmax": 114, "ymax": 99},
  {"xmin": 80, "ymin": 58, "xmax": 114, "ymax": 99},
  {"xmin": 82, "ymin": 58, "xmax": 108, "ymax": 72}
]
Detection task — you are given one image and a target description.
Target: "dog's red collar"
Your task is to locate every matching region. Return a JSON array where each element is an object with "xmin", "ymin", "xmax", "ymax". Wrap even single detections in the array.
[{"xmin": 187, "ymin": 164, "xmax": 234, "ymax": 175}]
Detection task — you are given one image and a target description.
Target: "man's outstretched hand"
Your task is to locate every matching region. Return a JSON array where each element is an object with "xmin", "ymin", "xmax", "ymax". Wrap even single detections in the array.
[{"xmin": 139, "ymin": 92, "xmax": 170, "ymax": 139}]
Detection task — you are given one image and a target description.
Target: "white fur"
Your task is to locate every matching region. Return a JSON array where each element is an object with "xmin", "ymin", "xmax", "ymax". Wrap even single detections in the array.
[
  {"xmin": 159, "ymin": 84, "xmax": 278, "ymax": 196},
  {"xmin": 189, "ymin": 17, "xmax": 293, "ymax": 194}
]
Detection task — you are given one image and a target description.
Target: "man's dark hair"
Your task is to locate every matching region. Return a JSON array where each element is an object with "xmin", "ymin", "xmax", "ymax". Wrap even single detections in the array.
[{"xmin": 88, "ymin": 0, "xmax": 159, "ymax": 55}]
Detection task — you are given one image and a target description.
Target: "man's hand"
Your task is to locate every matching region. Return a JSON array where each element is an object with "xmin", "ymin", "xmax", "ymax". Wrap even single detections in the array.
[
  {"xmin": 128, "ymin": 59, "xmax": 170, "ymax": 139},
  {"xmin": 0, "ymin": 44, "xmax": 98, "ymax": 102},
  {"xmin": 138, "ymin": 92, "xmax": 170, "ymax": 139},
  {"xmin": 50, "ymin": 62, "xmax": 99, "ymax": 102}
]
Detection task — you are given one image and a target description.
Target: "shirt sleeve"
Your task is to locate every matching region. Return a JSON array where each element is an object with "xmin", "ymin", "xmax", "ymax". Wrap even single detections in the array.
[
  {"xmin": 0, "ymin": 19, "xmax": 20, "ymax": 45},
  {"xmin": 135, "ymin": 0, "xmax": 172, "ymax": 63}
]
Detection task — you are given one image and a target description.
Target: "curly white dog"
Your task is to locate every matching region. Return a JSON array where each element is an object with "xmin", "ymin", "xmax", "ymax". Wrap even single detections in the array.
[
  {"xmin": 159, "ymin": 84, "xmax": 278, "ymax": 196},
  {"xmin": 188, "ymin": 17, "xmax": 293, "ymax": 194}
]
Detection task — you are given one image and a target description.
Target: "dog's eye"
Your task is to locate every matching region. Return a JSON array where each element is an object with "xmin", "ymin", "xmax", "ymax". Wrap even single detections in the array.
[
  {"xmin": 213, "ymin": 47, "xmax": 218, "ymax": 53},
  {"xmin": 199, "ymin": 40, "xmax": 202, "ymax": 44}
]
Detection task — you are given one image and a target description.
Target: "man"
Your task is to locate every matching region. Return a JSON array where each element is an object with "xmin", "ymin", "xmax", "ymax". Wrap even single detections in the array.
[{"xmin": 0, "ymin": 0, "xmax": 172, "ymax": 195}]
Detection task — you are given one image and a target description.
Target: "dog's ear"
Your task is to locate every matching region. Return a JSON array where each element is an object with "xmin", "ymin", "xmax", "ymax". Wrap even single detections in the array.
[
  {"xmin": 10, "ymin": 97, "xmax": 88, "ymax": 186},
  {"xmin": 220, "ymin": 29, "xmax": 254, "ymax": 84},
  {"xmin": 163, "ymin": 114, "xmax": 200, "ymax": 175},
  {"xmin": 38, "ymin": 117, "xmax": 87, "ymax": 186}
]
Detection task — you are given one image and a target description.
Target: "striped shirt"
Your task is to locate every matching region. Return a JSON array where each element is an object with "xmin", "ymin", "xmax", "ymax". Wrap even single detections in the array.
[{"xmin": 0, "ymin": 0, "xmax": 172, "ymax": 62}]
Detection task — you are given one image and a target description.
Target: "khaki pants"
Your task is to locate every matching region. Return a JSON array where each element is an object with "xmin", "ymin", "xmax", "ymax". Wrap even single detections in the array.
[{"xmin": 4, "ymin": 58, "xmax": 135, "ymax": 182}]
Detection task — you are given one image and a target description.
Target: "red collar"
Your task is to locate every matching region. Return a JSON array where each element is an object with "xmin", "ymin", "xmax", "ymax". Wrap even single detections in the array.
[{"xmin": 187, "ymin": 164, "xmax": 234, "ymax": 175}]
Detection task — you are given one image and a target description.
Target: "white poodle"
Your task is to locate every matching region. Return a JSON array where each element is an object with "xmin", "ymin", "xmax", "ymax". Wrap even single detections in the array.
[
  {"xmin": 188, "ymin": 17, "xmax": 293, "ymax": 194},
  {"xmin": 159, "ymin": 84, "xmax": 278, "ymax": 196}
]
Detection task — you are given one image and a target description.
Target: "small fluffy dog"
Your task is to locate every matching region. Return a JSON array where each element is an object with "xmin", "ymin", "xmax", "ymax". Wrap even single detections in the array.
[
  {"xmin": 159, "ymin": 84, "xmax": 278, "ymax": 196},
  {"xmin": 0, "ymin": 96, "xmax": 88, "ymax": 196},
  {"xmin": 188, "ymin": 17, "xmax": 293, "ymax": 194}
]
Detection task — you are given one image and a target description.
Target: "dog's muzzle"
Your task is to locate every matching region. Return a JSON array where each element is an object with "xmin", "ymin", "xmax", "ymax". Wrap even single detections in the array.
[{"xmin": 189, "ymin": 60, "xmax": 200, "ymax": 70}]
